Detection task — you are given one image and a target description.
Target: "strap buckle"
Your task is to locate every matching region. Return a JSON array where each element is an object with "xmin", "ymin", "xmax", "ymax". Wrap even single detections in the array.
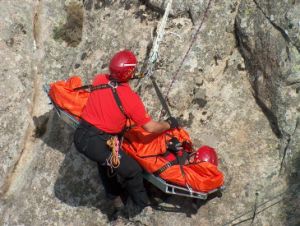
[
  {"xmin": 153, "ymin": 160, "xmax": 177, "ymax": 176},
  {"xmin": 165, "ymin": 162, "xmax": 172, "ymax": 168},
  {"xmin": 108, "ymin": 81, "xmax": 118, "ymax": 89}
]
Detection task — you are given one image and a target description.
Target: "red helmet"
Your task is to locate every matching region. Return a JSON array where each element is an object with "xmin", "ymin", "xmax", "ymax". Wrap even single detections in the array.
[
  {"xmin": 109, "ymin": 50, "xmax": 137, "ymax": 82},
  {"xmin": 194, "ymin": 146, "xmax": 218, "ymax": 166}
]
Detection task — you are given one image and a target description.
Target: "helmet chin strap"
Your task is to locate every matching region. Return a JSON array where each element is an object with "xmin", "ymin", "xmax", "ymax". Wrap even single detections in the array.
[{"xmin": 108, "ymin": 74, "xmax": 117, "ymax": 81}]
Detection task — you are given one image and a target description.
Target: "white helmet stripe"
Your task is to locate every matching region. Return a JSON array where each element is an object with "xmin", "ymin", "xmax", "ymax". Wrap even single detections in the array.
[{"xmin": 123, "ymin": 63, "xmax": 137, "ymax": 67}]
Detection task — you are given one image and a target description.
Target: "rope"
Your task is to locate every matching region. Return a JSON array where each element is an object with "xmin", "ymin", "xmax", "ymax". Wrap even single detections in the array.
[
  {"xmin": 148, "ymin": 0, "xmax": 173, "ymax": 66},
  {"xmin": 223, "ymin": 182, "xmax": 300, "ymax": 225},
  {"xmin": 136, "ymin": 0, "xmax": 173, "ymax": 85},
  {"xmin": 159, "ymin": 0, "xmax": 213, "ymax": 119},
  {"xmin": 106, "ymin": 136, "xmax": 120, "ymax": 168}
]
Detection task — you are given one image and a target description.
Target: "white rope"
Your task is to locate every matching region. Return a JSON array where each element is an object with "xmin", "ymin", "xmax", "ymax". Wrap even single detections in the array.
[
  {"xmin": 144, "ymin": 0, "xmax": 173, "ymax": 78},
  {"xmin": 149, "ymin": 0, "xmax": 173, "ymax": 64}
]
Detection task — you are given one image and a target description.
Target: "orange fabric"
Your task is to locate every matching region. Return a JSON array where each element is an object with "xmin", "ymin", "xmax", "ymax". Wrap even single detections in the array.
[
  {"xmin": 122, "ymin": 126, "xmax": 224, "ymax": 192},
  {"xmin": 48, "ymin": 77, "xmax": 224, "ymax": 192},
  {"xmin": 123, "ymin": 127, "xmax": 192, "ymax": 157},
  {"xmin": 49, "ymin": 76, "xmax": 89, "ymax": 117}
]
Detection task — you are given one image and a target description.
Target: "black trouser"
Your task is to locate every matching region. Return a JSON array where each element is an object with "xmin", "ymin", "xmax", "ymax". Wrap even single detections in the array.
[{"xmin": 73, "ymin": 120, "xmax": 150, "ymax": 208}]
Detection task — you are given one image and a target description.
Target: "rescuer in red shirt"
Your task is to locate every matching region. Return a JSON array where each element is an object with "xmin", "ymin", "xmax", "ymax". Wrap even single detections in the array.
[{"xmin": 73, "ymin": 50, "xmax": 178, "ymax": 213}]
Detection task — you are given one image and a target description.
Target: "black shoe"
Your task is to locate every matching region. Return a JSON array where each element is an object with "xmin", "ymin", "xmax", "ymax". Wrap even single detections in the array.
[{"xmin": 121, "ymin": 198, "xmax": 143, "ymax": 218}]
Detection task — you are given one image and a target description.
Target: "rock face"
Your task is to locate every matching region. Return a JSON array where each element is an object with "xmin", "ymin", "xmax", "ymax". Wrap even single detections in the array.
[
  {"xmin": 236, "ymin": 0, "xmax": 300, "ymax": 166},
  {"xmin": 0, "ymin": 0, "xmax": 36, "ymax": 197},
  {"xmin": 0, "ymin": 0, "xmax": 299, "ymax": 225},
  {"xmin": 235, "ymin": 1, "xmax": 300, "ymax": 224}
]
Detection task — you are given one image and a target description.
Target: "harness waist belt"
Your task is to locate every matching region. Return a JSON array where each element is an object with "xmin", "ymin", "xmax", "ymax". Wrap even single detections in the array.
[{"xmin": 80, "ymin": 119, "xmax": 118, "ymax": 137}]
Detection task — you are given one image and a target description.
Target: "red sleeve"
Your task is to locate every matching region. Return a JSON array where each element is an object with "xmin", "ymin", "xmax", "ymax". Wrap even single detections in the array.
[{"xmin": 127, "ymin": 93, "xmax": 152, "ymax": 126}]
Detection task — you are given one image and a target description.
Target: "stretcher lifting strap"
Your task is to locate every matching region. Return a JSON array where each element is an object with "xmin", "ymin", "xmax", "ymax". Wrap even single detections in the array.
[
  {"xmin": 153, "ymin": 150, "xmax": 190, "ymax": 176},
  {"xmin": 74, "ymin": 82, "xmax": 128, "ymax": 119},
  {"xmin": 153, "ymin": 159, "xmax": 177, "ymax": 176}
]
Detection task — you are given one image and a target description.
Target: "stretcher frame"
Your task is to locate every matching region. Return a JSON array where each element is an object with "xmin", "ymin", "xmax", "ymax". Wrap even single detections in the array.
[{"xmin": 43, "ymin": 85, "xmax": 224, "ymax": 200}]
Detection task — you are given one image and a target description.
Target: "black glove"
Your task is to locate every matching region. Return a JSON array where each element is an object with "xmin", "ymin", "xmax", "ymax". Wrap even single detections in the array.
[
  {"xmin": 166, "ymin": 116, "xmax": 179, "ymax": 129},
  {"xmin": 167, "ymin": 137, "xmax": 183, "ymax": 153}
]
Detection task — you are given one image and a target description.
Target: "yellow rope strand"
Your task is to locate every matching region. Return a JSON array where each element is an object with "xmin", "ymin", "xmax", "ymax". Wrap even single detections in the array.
[{"xmin": 107, "ymin": 137, "xmax": 120, "ymax": 168}]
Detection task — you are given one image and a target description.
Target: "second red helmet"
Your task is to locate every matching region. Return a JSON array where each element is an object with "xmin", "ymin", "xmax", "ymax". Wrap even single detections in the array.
[
  {"xmin": 109, "ymin": 50, "xmax": 137, "ymax": 82},
  {"xmin": 193, "ymin": 146, "xmax": 218, "ymax": 166}
]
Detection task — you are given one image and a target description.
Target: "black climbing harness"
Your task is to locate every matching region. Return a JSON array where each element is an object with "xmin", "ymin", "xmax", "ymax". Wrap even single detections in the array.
[
  {"xmin": 74, "ymin": 80, "xmax": 130, "ymax": 133},
  {"xmin": 75, "ymin": 81, "xmax": 131, "ymax": 173}
]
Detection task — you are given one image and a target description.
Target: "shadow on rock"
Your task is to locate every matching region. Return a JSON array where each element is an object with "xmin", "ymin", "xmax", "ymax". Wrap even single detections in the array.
[
  {"xmin": 33, "ymin": 110, "xmax": 220, "ymax": 221},
  {"xmin": 144, "ymin": 180, "xmax": 222, "ymax": 218},
  {"xmin": 33, "ymin": 110, "xmax": 119, "ymax": 221}
]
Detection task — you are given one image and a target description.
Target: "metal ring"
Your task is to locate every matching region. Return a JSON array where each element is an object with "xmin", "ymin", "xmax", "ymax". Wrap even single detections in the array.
[{"xmin": 108, "ymin": 81, "xmax": 118, "ymax": 89}]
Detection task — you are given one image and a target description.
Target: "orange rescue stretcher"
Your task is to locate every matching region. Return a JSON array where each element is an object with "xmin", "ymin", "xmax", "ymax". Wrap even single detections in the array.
[{"xmin": 43, "ymin": 78, "xmax": 224, "ymax": 200}]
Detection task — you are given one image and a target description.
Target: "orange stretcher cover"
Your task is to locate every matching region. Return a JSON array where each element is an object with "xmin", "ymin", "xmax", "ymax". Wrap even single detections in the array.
[
  {"xmin": 122, "ymin": 126, "xmax": 224, "ymax": 192},
  {"xmin": 49, "ymin": 76, "xmax": 89, "ymax": 118}
]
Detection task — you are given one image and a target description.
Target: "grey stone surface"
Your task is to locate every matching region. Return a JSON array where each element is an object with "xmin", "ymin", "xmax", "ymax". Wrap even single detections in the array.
[
  {"xmin": 0, "ymin": 0, "xmax": 35, "ymax": 195},
  {"xmin": 236, "ymin": 1, "xmax": 300, "ymax": 225},
  {"xmin": 0, "ymin": 0, "xmax": 299, "ymax": 225}
]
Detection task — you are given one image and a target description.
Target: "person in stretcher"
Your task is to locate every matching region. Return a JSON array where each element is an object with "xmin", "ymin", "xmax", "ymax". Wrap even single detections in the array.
[{"xmin": 122, "ymin": 123, "xmax": 224, "ymax": 194}]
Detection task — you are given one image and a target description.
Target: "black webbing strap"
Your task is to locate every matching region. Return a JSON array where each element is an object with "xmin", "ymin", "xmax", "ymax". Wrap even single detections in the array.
[
  {"xmin": 111, "ymin": 87, "xmax": 127, "ymax": 118},
  {"xmin": 150, "ymin": 75, "xmax": 172, "ymax": 117},
  {"xmin": 74, "ymin": 82, "xmax": 129, "ymax": 119},
  {"xmin": 73, "ymin": 84, "xmax": 93, "ymax": 91},
  {"xmin": 153, "ymin": 160, "xmax": 178, "ymax": 176},
  {"xmin": 176, "ymin": 151, "xmax": 189, "ymax": 179},
  {"xmin": 74, "ymin": 84, "xmax": 111, "ymax": 92},
  {"xmin": 90, "ymin": 84, "xmax": 112, "ymax": 92}
]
